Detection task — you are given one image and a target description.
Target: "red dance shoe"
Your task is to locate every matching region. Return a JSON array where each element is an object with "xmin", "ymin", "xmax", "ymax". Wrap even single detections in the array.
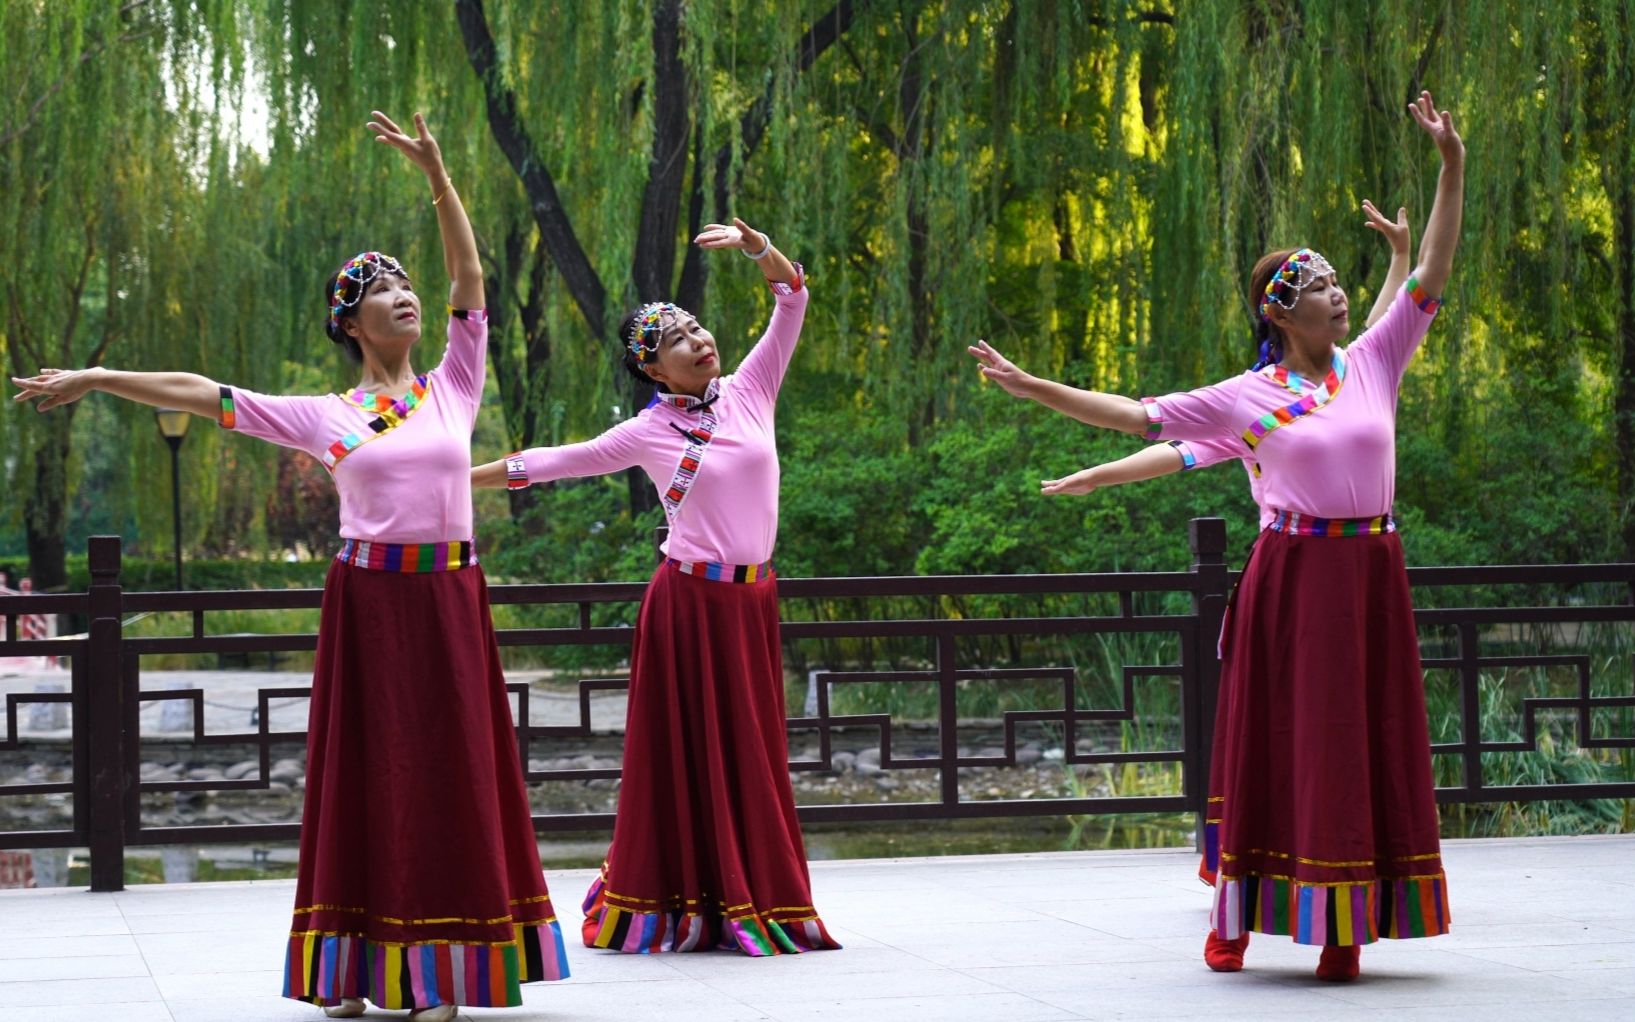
[
  {"xmin": 1204, "ymin": 929, "xmax": 1249, "ymax": 972},
  {"xmin": 1316, "ymin": 943, "xmax": 1361, "ymax": 982}
]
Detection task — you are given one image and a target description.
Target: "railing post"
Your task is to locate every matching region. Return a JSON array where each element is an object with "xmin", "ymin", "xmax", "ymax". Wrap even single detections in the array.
[
  {"xmin": 1187, "ymin": 518, "xmax": 1229, "ymax": 851},
  {"xmin": 84, "ymin": 536, "xmax": 126, "ymax": 892}
]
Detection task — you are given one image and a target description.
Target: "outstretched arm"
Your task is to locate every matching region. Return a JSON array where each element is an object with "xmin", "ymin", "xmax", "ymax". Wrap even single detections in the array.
[
  {"xmin": 1405, "ymin": 90, "xmax": 1464, "ymax": 299},
  {"xmin": 12, "ymin": 367, "xmax": 219, "ymax": 417},
  {"xmin": 369, "ymin": 110, "xmax": 483, "ymax": 311},
  {"xmin": 472, "ymin": 458, "xmax": 509, "ymax": 490},
  {"xmin": 1361, "ymin": 200, "xmax": 1412, "ymax": 328},
  {"xmin": 474, "ymin": 422, "xmax": 645, "ymax": 491},
  {"xmin": 966, "ymin": 340, "xmax": 1148, "ymax": 435},
  {"xmin": 1041, "ymin": 443, "xmax": 1192, "ymax": 496}
]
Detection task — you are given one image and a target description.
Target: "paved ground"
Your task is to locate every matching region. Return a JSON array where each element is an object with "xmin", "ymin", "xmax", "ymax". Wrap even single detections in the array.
[
  {"xmin": 0, "ymin": 666, "xmax": 628, "ymax": 740},
  {"xmin": 2, "ymin": 835, "xmax": 1632, "ymax": 1021}
]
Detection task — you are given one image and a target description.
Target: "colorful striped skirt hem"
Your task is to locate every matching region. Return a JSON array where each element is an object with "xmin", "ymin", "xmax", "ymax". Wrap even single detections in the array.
[
  {"xmin": 282, "ymin": 921, "xmax": 569, "ymax": 1008},
  {"xmin": 1211, "ymin": 872, "xmax": 1450, "ymax": 946},
  {"xmin": 581, "ymin": 874, "xmax": 840, "ymax": 957}
]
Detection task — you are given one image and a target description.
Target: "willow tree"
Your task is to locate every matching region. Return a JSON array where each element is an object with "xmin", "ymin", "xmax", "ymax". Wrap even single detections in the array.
[{"xmin": 0, "ymin": 0, "xmax": 253, "ymax": 588}]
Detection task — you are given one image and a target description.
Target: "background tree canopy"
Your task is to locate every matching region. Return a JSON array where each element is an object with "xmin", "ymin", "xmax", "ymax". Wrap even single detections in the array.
[{"xmin": 2, "ymin": 0, "xmax": 1632, "ymax": 590}]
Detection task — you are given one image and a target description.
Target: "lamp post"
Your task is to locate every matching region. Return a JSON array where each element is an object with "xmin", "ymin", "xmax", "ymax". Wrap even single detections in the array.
[{"xmin": 153, "ymin": 408, "xmax": 190, "ymax": 590}]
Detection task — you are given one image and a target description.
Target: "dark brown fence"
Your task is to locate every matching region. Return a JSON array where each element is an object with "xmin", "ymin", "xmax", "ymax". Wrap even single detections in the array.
[{"xmin": 2, "ymin": 521, "xmax": 1632, "ymax": 892}]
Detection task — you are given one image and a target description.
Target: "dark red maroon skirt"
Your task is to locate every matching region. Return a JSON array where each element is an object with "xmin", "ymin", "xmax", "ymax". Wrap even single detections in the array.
[
  {"xmin": 1205, "ymin": 529, "xmax": 1450, "ymax": 945},
  {"xmin": 581, "ymin": 560, "xmax": 840, "ymax": 955},
  {"xmin": 282, "ymin": 558, "xmax": 568, "ymax": 1008}
]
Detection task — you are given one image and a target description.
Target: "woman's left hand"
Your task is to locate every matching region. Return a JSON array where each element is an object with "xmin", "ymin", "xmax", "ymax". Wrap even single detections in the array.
[
  {"xmin": 368, "ymin": 110, "xmax": 446, "ymax": 179},
  {"xmin": 1407, "ymin": 90, "xmax": 1463, "ymax": 162},
  {"xmin": 695, "ymin": 217, "xmax": 766, "ymax": 253}
]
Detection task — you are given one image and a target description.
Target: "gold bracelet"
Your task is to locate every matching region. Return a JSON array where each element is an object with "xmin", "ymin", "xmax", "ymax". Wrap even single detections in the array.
[{"xmin": 432, "ymin": 180, "xmax": 454, "ymax": 206}]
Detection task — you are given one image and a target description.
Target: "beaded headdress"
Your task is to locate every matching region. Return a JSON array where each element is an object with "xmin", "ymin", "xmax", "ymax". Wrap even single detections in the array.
[
  {"xmin": 626, "ymin": 301, "xmax": 682, "ymax": 364},
  {"xmin": 329, "ymin": 252, "xmax": 409, "ymax": 333},
  {"xmin": 1258, "ymin": 248, "xmax": 1335, "ymax": 323}
]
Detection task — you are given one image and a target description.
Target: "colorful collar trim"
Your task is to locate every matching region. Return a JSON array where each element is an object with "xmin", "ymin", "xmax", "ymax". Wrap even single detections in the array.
[
  {"xmin": 322, "ymin": 377, "xmax": 433, "ymax": 471},
  {"xmin": 342, "ymin": 375, "xmax": 429, "ymax": 420},
  {"xmin": 656, "ymin": 379, "xmax": 721, "ymax": 411},
  {"xmin": 1242, "ymin": 349, "xmax": 1346, "ymax": 450},
  {"xmin": 1260, "ymin": 348, "xmax": 1340, "ymax": 396}
]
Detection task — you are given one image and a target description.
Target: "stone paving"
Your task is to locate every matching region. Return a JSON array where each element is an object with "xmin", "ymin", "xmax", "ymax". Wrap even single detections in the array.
[{"xmin": 2, "ymin": 835, "xmax": 1632, "ymax": 1021}]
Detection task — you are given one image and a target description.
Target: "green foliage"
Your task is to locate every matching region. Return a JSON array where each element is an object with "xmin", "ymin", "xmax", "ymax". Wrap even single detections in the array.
[{"xmin": 3, "ymin": 0, "xmax": 1633, "ymax": 584}]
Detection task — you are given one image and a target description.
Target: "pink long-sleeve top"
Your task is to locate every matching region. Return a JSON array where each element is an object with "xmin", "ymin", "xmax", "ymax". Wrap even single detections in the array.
[
  {"xmin": 1140, "ymin": 286, "xmax": 1437, "ymax": 521},
  {"xmin": 217, "ymin": 312, "xmax": 488, "ymax": 543},
  {"xmin": 511, "ymin": 276, "xmax": 808, "ymax": 566}
]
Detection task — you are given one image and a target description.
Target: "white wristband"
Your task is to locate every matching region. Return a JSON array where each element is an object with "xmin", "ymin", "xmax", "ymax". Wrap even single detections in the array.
[{"xmin": 742, "ymin": 235, "xmax": 772, "ymax": 261}]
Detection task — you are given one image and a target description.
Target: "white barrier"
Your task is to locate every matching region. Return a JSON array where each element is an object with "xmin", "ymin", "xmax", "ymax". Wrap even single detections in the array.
[{"xmin": 0, "ymin": 574, "xmax": 60, "ymax": 672}]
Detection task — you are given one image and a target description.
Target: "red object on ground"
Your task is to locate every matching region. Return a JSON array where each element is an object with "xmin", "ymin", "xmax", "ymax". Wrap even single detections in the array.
[
  {"xmin": 1317, "ymin": 943, "xmax": 1362, "ymax": 981},
  {"xmin": 1204, "ymin": 929, "xmax": 1249, "ymax": 972}
]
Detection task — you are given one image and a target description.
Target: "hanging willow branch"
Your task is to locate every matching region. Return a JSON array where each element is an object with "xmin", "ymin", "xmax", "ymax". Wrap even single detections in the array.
[
  {"xmin": 453, "ymin": 0, "xmax": 609, "ymax": 335},
  {"xmin": 0, "ymin": 0, "xmax": 155, "ymax": 147}
]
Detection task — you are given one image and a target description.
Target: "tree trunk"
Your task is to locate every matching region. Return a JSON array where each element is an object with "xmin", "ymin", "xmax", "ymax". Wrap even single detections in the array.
[
  {"xmin": 24, "ymin": 410, "xmax": 75, "ymax": 592},
  {"xmin": 454, "ymin": 0, "xmax": 608, "ymax": 338},
  {"xmin": 899, "ymin": 11, "xmax": 935, "ymax": 438},
  {"xmin": 1613, "ymin": 178, "xmax": 1635, "ymax": 559}
]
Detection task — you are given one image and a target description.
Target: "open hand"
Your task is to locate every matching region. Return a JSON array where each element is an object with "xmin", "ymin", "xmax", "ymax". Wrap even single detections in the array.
[
  {"xmin": 1041, "ymin": 468, "xmax": 1100, "ymax": 496},
  {"xmin": 1407, "ymin": 90, "xmax": 1462, "ymax": 162},
  {"xmin": 967, "ymin": 340, "xmax": 1034, "ymax": 398},
  {"xmin": 1361, "ymin": 199, "xmax": 1411, "ymax": 257},
  {"xmin": 12, "ymin": 368, "xmax": 99, "ymax": 412},
  {"xmin": 694, "ymin": 217, "xmax": 766, "ymax": 253},
  {"xmin": 367, "ymin": 110, "xmax": 446, "ymax": 179}
]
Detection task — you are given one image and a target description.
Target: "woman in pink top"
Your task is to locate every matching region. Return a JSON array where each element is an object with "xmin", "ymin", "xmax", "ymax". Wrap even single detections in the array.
[
  {"xmin": 15, "ymin": 112, "xmax": 569, "ymax": 1019},
  {"xmin": 474, "ymin": 218, "xmax": 840, "ymax": 957},
  {"xmin": 968, "ymin": 92, "xmax": 1464, "ymax": 983}
]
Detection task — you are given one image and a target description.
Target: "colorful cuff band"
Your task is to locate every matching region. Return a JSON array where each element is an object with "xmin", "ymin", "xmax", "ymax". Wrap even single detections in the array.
[
  {"xmin": 218, "ymin": 386, "xmax": 236, "ymax": 430},
  {"xmin": 1169, "ymin": 440, "xmax": 1197, "ymax": 470},
  {"xmin": 505, "ymin": 454, "xmax": 529, "ymax": 490},
  {"xmin": 1140, "ymin": 396, "xmax": 1164, "ymax": 441},
  {"xmin": 1406, "ymin": 275, "xmax": 1442, "ymax": 315}
]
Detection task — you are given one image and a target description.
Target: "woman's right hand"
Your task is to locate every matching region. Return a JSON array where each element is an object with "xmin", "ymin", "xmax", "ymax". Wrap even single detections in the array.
[
  {"xmin": 1040, "ymin": 467, "xmax": 1101, "ymax": 496},
  {"xmin": 1362, "ymin": 199, "xmax": 1411, "ymax": 258},
  {"xmin": 11, "ymin": 367, "xmax": 101, "ymax": 412},
  {"xmin": 967, "ymin": 340, "xmax": 1035, "ymax": 398}
]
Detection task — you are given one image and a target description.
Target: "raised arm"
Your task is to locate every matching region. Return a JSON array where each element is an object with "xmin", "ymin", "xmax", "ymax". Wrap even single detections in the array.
[
  {"xmin": 12, "ymin": 367, "xmax": 219, "ymax": 417},
  {"xmin": 966, "ymin": 340, "xmax": 1148, "ymax": 435},
  {"xmin": 368, "ymin": 110, "xmax": 483, "ymax": 311},
  {"xmin": 697, "ymin": 217, "xmax": 806, "ymax": 402},
  {"xmin": 695, "ymin": 217, "xmax": 798, "ymax": 287},
  {"xmin": 1361, "ymin": 200, "xmax": 1412, "ymax": 328},
  {"xmin": 1405, "ymin": 90, "xmax": 1464, "ymax": 300}
]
